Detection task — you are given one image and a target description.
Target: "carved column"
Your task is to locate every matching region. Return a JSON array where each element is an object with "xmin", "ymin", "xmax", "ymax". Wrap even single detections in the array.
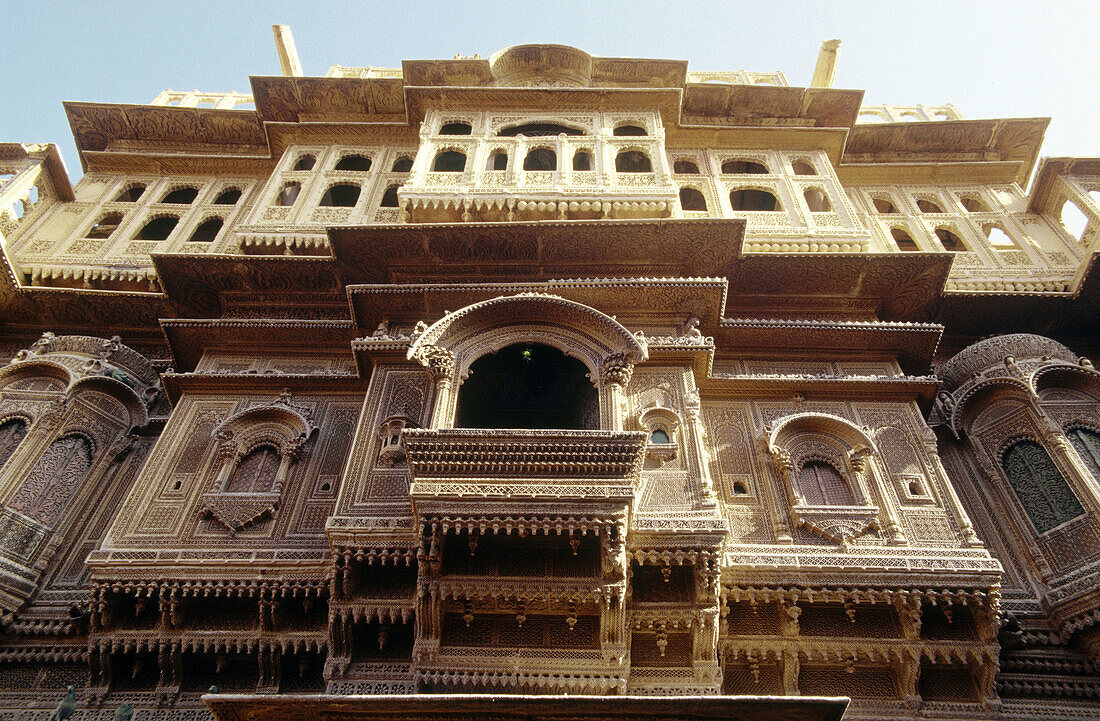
[
  {"xmin": 600, "ymin": 352, "xmax": 633, "ymax": 432},
  {"xmin": 767, "ymin": 447, "xmax": 796, "ymax": 544},
  {"xmin": 421, "ymin": 346, "xmax": 456, "ymax": 428},
  {"xmin": 852, "ymin": 453, "xmax": 907, "ymax": 544},
  {"xmin": 682, "ymin": 384, "xmax": 717, "ymax": 505},
  {"xmin": 1038, "ymin": 414, "xmax": 1100, "ymax": 517}
]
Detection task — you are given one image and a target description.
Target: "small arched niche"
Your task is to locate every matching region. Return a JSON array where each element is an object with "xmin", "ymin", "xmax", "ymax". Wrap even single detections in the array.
[{"xmin": 455, "ymin": 343, "xmax": 597, "ymax": 430}]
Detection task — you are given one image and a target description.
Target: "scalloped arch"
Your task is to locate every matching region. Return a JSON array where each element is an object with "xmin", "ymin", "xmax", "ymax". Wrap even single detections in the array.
[
  {"xmin": 68, "ymin": 375, "xmax": 149, "ymax": 429},
  {"xmin": 0, "ymin": 359, "xmax": 72, "ymax": 389},
  {"xmin": 950, "ymin": 376, "xmax": 1035, "ymax": 437},
  {"xmin": 768, "ymin": 412, "xmax": 877, "ymax": 453},
  {"xmin": 214, "ymin": 404, "xmax": 314, "ymax": 442}
]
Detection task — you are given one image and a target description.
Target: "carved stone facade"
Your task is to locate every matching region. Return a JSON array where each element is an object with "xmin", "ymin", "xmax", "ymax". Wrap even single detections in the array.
[{"xmin": 0, "ymin": 41, "xmax": 1098, "ymax": 721}]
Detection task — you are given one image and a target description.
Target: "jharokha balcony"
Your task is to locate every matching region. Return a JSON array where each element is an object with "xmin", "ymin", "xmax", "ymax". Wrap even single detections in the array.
[{"xmin": 403, "ymin": 428, "xmax": 647, "ymax": 507}]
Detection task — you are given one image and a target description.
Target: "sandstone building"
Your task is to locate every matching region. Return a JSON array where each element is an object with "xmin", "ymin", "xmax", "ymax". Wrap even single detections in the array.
[{"xmin": 0, "ymin": 35, "xmax": 1098, "ymax": 720}]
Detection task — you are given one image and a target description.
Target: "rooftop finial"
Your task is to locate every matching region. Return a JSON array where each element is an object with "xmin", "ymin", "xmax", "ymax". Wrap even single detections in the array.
[
  {"xmin": 810, "ymin": 39, "xmax": 841, "ymax": 88},
  {"xmin": 273, "ymin": 24, "xmax": 303, "ymax": 77}
]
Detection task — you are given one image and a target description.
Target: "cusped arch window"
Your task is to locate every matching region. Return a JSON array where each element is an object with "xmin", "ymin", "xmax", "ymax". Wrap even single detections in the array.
[
  {"xmin": 730, "ymin": 189, "xmax": 779, "ymax": 211},
  {"xmin": 935, "ymin": 227, "xmax": 965, "ymax": 252},
  {"xmin": 391, "ymin": 157, "xmax": 414, "ymax": 173},
  {"xmin": 872, "ymin": 196, "xmax": 897, "ymax": 214},
  {"xmin": 487, "ymin": 151, "xmax": 508, "ymax": 171},
  {"xmin": 161, "ymin": 187, "xmax": 199, "ymax": 205},
  {"xmin": 572, "ymin": 151, "xmax": 592, "ymax": 171},
  {"xmin": 293, "ymin": 154, "xmax": 316, "ymax": 171},
  {"xmin": 797, "ymin": 460, "xmax": 856, "ymax": 506},
  {"xmin": 679, "ymin": 187, "xmax": 707, "ymax": 211},
  {"xmin": 8, "ymin": 433, "xmax": 94, "ymax": 526},
  {"xmin": 380, "ymin": 185, "xmax": 401, "ymax": 208},
  {"xmin": 523, "ymin": 148, "xmax": 556, "ymax": 171},
  {"xmin": 214, "ymin": 188, "xmax": 242, "ymax": 205},
  {"xmin": 320, "ymin": 184, "xmax": 361, "ymax": 207},
  {"xmin": 432, "ymin": 151, "xmax": 467, "ymax": 173},
  {"xmin": 114, "ymin": 185, "xmax": 145, "ymax": 202},
  {"xmin": 1001, "ymin": 439, "xmax": 1085, "ymax": 533},
  {"xmin": 498, "ymin": 123, "xmax": 584, "ymax": 137},
  {"xmin": 791, "ymin": 160, "xmax": 816, "ymax": 176},
  {"xmin": 225, "ymin": 444, "xmax": 281, "ymax": 493},
  {"xmin": 804, "ymin": 188, "xmax": 831, "ymax": 212},
  {"xmin": 615, "ymin": 150, "xmax": 652, "ymax": 173},
  {"xmin": 916, "ymin": 198, "xmax": 943, "ymax": 213},
  {"xmin": 334, "ymin": 155, "xmax": 372, "ymax": 172},
  {"xmin": 0, "ymin": 417, "xmax": 29, "ymax": 470},
  {"xmin": 276, "ymin": 182, "xmax": 301, "ymax": 207},
  {"xmin": 455, "ymin": 344, "xmax": 598, "ymax": 431},
  {"xmin": 86, "ymin": 213, "xmax": 124, "ymax": 239},
  {"xmin": 135, "ymin": 216, "xmax": 179, "ymax": 241},
  {"xmin": 891, "ymin": 227, "xmax": 918, "ymax": 251},
  {"xmin": 960, "ymin": 196, "xmax": 990, "ymax": 213}
]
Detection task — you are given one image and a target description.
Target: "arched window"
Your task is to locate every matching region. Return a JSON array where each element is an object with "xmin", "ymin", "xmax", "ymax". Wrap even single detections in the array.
[
  {"xmin": 335, "ymin": 155, "xmax": 372, "ymax": 172},
  {"xmin": 673, "ymin": 160, "xmax": 699, "ymax": 174},
  {"xmin": 960, "ymin": 196, "xmax": 989, "ymax": 212},
  {"xmin": 1061, "ymin": 201, "xmax": 1089, "ymax": 241},
  {"xmin": 391, "ymin": 157, "xmax": 414, "ymax": 172},
  {"xmin": 872, "ymin": 197, "xmax": 897, "ymax": 213},
  {"xmin": 729, "ymin": 189, "xmax": 779, "ymax": 211},
  {"xmin": 916, "ymin": 198, "xmax": 943, "ymax": 213},
  {"xmin": 161, "ymin": 187, "xmax": 199, "ymax": 204},
  {"xmin": 439, "ymin": 122, "xmax": 472, "ymax": 136},
  {"xmin": 1001, "ymin": 440, "xmax": 1085, "ymax": 533},
  {"xmin": 276, "ymin": 183, "xmax": 301, "ymax": 206},
  {"xmin": 983, "ymin": 224, "xmax": 1016, "ymax": 249},
  {"xmin": 615, "ymin": 150, "xmax": 651, "ymax": 173},
  {"xmin": 613, "ymin": 124, "xmax": 647, "ymax": 136},
  {"xmin": 135, "ymin": 216, "xmax": 179, "ymax": 241},
  {"xmin": 0, "ymin": 418, "xmax": 28, "ymax": 469},
  {"xmin": 798, "ymin": 460, "xmax": 855, "ymax": 506},
  {"xmin": 891, "ymin": 227, "xmax": 918, "ymax": 251},
  {"xmin": 650, "ymin": 429, "xmax": 671, "ymax": 445},
  {"xmin": 380, "ymin": 185, "xmax": 401, "ymax": 208},
  {"xmin": 804, "ymin": 188, "xmax": 831, "ymax": 212},
  {"xmin": 722, "ymin": 160, "xmax": 768, "ymax": 174},
  {"xmin": 455, "ymin": 344, "xmax": 598, "ymax": 430},
  {"xmin": 1068, "ymin": 427, "xmax": 1100, "ymax": 480},
  {"xmin": 679, "ymin": 187, "xmax": 707, "ymax": 211},
  {"xmin": 487, "ymin": 151, "xmax": 508, "ymax": 171},
  {"xmin": 935, "ymin": 227, "xmax": 965, "ymax": 252},
  {"xmin": 792, "ymin": 160, "xmax": 816, "ymax": 176},
  {"xmin": 86, "ymin": 213, "xmax": 123, "ymax": 239},
  {"xmin": 8, "ymin": 434, "xmax": 93, "ymax": 526},
  {"xmin": 523, "ymin": 148, "xmax": 556, "ymax": 171},
  {"xmin": 572, "ymin": 151, "xmax": 592, "ymax": 171},
  {"xmin": 498, "ymin": 123, "xmax": 584, "ymax": 137},
  {"xmin": 432, "ymin": 151, "xmax": 467, "ymax": 173},
  {"xmin": 320, "ymin": 184, "xmax": 361, "ymax": 207},
  {"xmin": 214, "ymin": 189, "xmax": 242, "ymax": 205},
  {"xmin": 225, "ymin": 445, "xmax": 281, "ymax": 494},
  {"xmin": 189, "ymin": 217, "xmax": 223, "ymax": 242},
  {"xmin": 114, "ymin": 185, "xmax": 145, "ymax": 202},
  {"xmin": 293, "ymin": 154, "xmax": 316, "ymax": 171}
]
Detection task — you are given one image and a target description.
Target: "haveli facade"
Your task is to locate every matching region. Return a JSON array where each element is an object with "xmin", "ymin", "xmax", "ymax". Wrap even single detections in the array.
[{"xmin": 0, "ymin": 38, "xmax": 1098, "ymax": 721}]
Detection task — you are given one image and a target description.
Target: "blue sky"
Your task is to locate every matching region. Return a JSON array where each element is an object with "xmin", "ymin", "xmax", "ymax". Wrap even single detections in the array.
[{"xmin": 3, "ymin": 0, "xmax": 1097, "ymax": 185}]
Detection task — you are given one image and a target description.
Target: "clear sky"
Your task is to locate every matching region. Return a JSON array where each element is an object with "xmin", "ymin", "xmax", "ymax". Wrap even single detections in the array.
[{"xmin": 3, "ymin": 0, "xmax": 1097, "ymax": 185}]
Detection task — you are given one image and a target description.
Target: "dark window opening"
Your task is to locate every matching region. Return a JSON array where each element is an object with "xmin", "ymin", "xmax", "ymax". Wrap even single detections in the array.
[
  {"xmin": 679, "ymin": 187, "xmax": 707, "ymax": 211},
  {"xmin": 523, "ymin": 148, "xmax": 556, "ymax": 171},
  {"xmin": 115, "ymin": 185, "xmax": 145, "ymax": 202},
  {"xmin": 161, "ymin": 187, "xmax": 199, "ymax": 204},
  {"xmin": 798, "ymin": 460, "xmax": 855, "ymax": 506},
  {"xmin": 189, "ymin": 218, "xmax": 223, "ymax": 242},
  {"xmin": 0, "ymin": 418, "xmax": 28, "ymax": 469},
  {"xmin": 730, "ymin": 189, "xmax": 779, "ymax": 211},
  {"xmin": 650, "ymin": 429, "xmax": 671, "ymax": 444},
  {"xmin": 615, "ymin": 150, "xmax": 652, "ymax": 173},
  {"xmin": 916, "ymin": 198, "xmax": 943, "ymax": 213},
  {"xmin": 320, "ymin": 184, "xmax": 361, "ymax": 207},
  {"xmin": 455, "ymin": 344, "xmax": 598, "ymax": 430},
  {"xmin": 935, "ymin": 227, "xmax": 965, "ymax": 252},
  {"xmin": 86, "ymin": 213, "xmax": 124, "ymax": 239},
  {"xmin": 391, "ymin": 157, "xmax": 414, "ymax": 172},
  {"xmin": 804, "ymin": 188, "xmax": 831, "ymax": 212},
  {"xmin": 722, "ymin": 160, "xmax": 768, "ymax": 174},
  {"xmin": 960, "ymin": 197, "xmax": 989, "ymax": 212},
  {"xmin": 891, "ymin": 228, "xmax": 919, "ymax": 251},
  {"xmin": 293, "ymin": 155, "xmax": 316, "ymax": 171},
  {"xmin": 135, "ymin": 216, "xmax": 179, "ymax": 241},
  {"xmin": 873, "ymin": 197, "xmax": 896, "ymax": 213},
  {"xmin": 214, "ymin": 189, "xmax": 242, "ymax": 205},
  {"xmin": 277, "ymin": 183, "xmax": 301, "ymax": 206},
  {"xmin": 792, "ymin": 160, "xmax": 816, "ymax": 175},
  {"xmin": 498, "ymin": 123, "xmax": 584, "ymax": 137},
  {"xmin": 613, "ymin": 124, "xmax": 647, "ymax": 136},
  {"xmin": 380, "ymin": 185, "xmax": 400, "ymax": 208},
  {"xmin": 439, "ymin": 122, "xmax": 472, "ymax": 135},
  {"xmin": 732, "ymin": 481, "xmax": 748, "ymax": 495},
  {"xmin": 1001, "ymin": 439, "xmax": 1085, "ymax": 533},
  {"xmin": 432, "ymin": 151, "xmax": 467, "ymax": 172},
  {"xmin": 335, "ymin": 155, "xmax": 372, "ymax": 172},
  {"xmin": 488, "ymin": 152, "xmax": 508, "ymax": 171},
  {"xmin": 572, "ymin": 151, "xmax": 592, "ymax": 171},
  {"xmin": 674, "ymin": 160, "xmax": 700, "ymax": 174},
  {"xmin": 225, "ymin": 445, "xmax": 280, "ymax": 494}
]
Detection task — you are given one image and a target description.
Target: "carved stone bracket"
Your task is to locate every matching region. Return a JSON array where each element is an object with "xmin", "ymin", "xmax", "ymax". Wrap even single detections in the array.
[
  {"xmin": 200, "ymin": 492, "xmax": 281, "ymax": 535},
  {"xmin": 792, "ymin": 504, "xmax": 880, "ymax": 548}
]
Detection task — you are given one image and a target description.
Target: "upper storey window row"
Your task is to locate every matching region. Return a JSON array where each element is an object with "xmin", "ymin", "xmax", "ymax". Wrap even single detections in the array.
[{"xmin": 669, "ymin": 151, "xmax": 822, "ymax": 179}]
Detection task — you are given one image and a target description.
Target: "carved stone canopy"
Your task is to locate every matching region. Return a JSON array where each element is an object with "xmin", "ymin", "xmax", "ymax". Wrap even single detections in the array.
[{"xmin": 938, "ymin": 333, "xmax": 1079, "ymax": 394}]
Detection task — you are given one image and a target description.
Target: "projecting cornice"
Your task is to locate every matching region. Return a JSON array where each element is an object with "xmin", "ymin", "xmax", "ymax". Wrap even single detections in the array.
[{"xmin": 160, "ymin": 318, "xmax": 357, "ymax": 372}]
